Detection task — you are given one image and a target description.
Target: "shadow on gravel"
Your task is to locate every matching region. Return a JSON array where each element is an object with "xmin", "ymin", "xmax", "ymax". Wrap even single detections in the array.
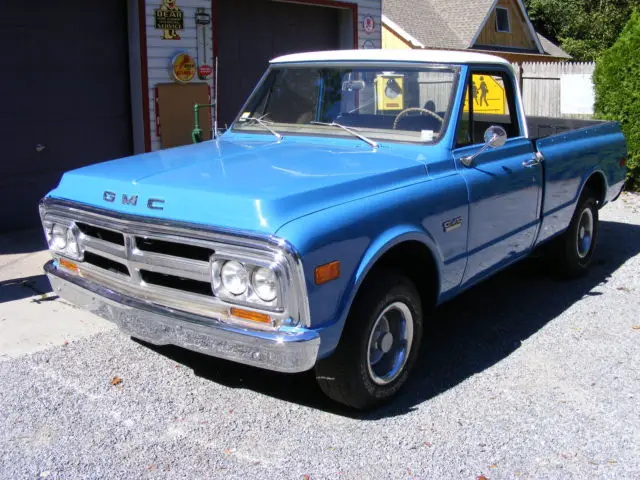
[
  {"xmin": 0, "ymin": 275, "xmax": 52, "ymax": 303},
  {"xmin": 0, "ymin": 228, "xmax": 47, "ymax": 255},
  {"xmin": 137, "ymin": 220, "xmax": 640, "ymax": 419}
]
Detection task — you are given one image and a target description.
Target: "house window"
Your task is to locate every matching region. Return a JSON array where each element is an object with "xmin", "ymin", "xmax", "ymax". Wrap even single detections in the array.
[{"xmin": 496, "ymin": 7, "xmax": 511, "ymax": 33}]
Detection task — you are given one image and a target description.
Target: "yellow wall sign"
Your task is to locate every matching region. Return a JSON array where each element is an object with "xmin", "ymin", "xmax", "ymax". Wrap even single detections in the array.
[
  {"xmin": 464, "ymin": 74, "xmax": 506, "ymax": 114},
  {"xmin": 375, "ymin": 74, "xmax": 404, "ymax": 111},
  {"xmin": 155, "ymin": 0, "xmax": 184, "ymax": 40},
  {"xmin": 171, "ymin": 52, "xmax": 196, "ymax": 83}
]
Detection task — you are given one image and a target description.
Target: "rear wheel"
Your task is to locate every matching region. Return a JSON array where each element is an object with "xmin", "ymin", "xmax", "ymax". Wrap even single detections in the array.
[
  {"xmin": 550, "ymin": 189, "xmax": 599, "ymax": 278},
  {"xmin": 315, "ymin": 271, "xmax": 423, "ymax": 410}
]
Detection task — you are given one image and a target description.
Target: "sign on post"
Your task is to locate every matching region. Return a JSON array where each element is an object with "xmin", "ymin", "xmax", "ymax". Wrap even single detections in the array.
[{"xmin": 464, "ymin": 74, "xmax": 506, "ymax": 114}]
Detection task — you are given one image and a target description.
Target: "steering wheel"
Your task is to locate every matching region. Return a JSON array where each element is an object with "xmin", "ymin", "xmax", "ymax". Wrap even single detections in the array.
[{"xmin": 393, "ymin": 107, "xmax": 445, "ymax": 130}]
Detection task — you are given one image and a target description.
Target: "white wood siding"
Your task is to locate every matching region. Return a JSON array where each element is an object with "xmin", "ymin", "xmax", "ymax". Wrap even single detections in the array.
[
  {"xmin": 144, "ymin": 0, "xmax": 214, "ymax": 151},
  {"xmin": 355, "ymin": 0, "xmax": 382, "ymax": 49},
  {"xmin": 143, "ymin": 0, "xmax": 381, "ymax": 151}
]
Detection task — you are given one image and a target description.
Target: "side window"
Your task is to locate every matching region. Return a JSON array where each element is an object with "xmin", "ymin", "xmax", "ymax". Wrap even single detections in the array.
[{"xmin": 455, "ymin": 70, "xmax": 521, "ymax": 148}]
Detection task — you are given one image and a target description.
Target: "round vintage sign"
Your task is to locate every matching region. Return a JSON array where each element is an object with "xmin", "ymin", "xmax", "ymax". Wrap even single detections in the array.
[
  {"xmin": 198, "ymin": 64, "xmax": 213, "ymax": 79},
  {"xmin": 362, "ymin": 39, "xmax": 376, "ymax": 49},
  {"xmin": 171, "ymin": 52, "xmax": 196, "ymax": 83},
  {"xmin": 363, "ymin": 16, "xmax": 375, "ymax": 33}
]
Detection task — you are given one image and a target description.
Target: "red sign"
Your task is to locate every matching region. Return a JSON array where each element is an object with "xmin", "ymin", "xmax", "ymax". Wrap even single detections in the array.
[
  {"xmin": 363, "ymin": 16, "xmax": 375, "ymax": 33},
  {"xmin": 198, "ymin": 64, "xmax": 213, "ymax": 79}
]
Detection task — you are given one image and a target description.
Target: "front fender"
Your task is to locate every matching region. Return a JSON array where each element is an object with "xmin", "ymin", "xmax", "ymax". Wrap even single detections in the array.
[
  {"xmin": 353, "ymin": 225, "xmax": 442, "ymax": 295},
  {"xmin": 324, "ymin": 227, "xmax": 443, "ymax": 352},
  {"xmin": 293, "ymin": 223, "xmax": 443, "ymax": 359},
  {"xmin": 276, "ymin": 175, "xmax": 469, "ymax": 359}
]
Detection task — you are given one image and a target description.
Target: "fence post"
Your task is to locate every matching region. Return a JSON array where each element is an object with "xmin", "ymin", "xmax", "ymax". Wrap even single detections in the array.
[{"xmin": 517, "ymin": 63, "xmax": 524, "ymax": 96}]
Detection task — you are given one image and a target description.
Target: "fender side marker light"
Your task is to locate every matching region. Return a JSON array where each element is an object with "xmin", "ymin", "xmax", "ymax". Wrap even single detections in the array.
[{"xmin": 315, "ymin": 261, "xmax": 341, "ymax": 285}]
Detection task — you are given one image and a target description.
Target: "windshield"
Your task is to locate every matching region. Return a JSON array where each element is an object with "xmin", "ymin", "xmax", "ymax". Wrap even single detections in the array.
[{"xmin": 233, "ymin": 64, "xmax": 459, "ymax": 144}]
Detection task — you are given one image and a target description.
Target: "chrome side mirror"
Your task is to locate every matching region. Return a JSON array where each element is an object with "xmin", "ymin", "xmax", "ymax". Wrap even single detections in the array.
[
  {"xmin": 484, "ymin": 126, "xmax": 507, "ymax": 148},
  {"xmin": 461, "ymin": 126, "xmax": 508, "ymax": 167}
]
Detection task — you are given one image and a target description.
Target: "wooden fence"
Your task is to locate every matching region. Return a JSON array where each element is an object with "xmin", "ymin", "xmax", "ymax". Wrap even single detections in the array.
[{"xmin": 513, "ymin": 62, "xmax": 596, "ymax": 118}]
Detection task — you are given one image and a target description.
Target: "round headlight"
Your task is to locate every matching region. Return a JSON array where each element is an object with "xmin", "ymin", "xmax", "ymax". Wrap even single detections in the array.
[
  {"xmin": 252, "ymin": 267, "xmax": 277, "ymax": 302},
  {"xmin": 66, "ymin": 229, "xmax": 80, "ymax": 257},
  {"xmin": 220, "ymin": 261, "xmax": 248, "ymax": 295},
  {"xmin": 51, "ymin": 225, "xmax": 68, "ymax": 250}
]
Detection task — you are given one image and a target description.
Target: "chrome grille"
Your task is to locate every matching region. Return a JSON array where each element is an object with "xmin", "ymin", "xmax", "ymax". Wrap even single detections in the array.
[
  {"xmin": 40, "ymin": 199, "xmax": 312, "ymax": 329},
  {"xmin": 80, "ymin": 229, "xmax": 213, "ymax": 289},
  {"xmin": 75, "ymin": 226, "xmax": 222, "ymax": 318}
]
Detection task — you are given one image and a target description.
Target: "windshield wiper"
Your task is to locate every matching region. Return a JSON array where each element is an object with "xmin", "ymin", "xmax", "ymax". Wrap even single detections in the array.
[
  {"xmin": 243, "ymin": 116, "xmax": 283, "ymax": 142},
  {"xmin": 310, "ymin": 121, "xmax": 379, "ymax": 149}
]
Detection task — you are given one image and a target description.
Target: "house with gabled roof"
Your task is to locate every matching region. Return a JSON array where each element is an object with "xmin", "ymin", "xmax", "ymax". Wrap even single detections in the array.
[{"xmin": 382, "ymin": 0, "xmax": 570, "ymax": 62}]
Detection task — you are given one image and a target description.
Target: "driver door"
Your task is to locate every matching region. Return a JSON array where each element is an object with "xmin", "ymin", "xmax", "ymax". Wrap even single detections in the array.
[{"xmin": 453, "ymin": 69, "xmax": 543, "ymax": 285}]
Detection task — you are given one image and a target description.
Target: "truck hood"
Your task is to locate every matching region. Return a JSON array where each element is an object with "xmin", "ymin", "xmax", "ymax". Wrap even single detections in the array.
[{"xmin": 50, "ymin": 135, "xmax": 428, "ymax": 235}]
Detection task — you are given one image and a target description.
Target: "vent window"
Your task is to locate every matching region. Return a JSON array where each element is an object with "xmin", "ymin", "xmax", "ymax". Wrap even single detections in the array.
[{"xmin": 496, "ymin": 7, "xmax": 510, "ymax": 33}]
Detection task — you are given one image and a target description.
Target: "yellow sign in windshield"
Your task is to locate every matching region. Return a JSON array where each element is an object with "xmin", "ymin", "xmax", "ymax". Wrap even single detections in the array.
[
  {"xmin": 375, "ymin": 74, "xmax": 404, "ymax": 111},
  {"xmin": 464, "ymin": 74, "xmax": 506, "ymax": 114}
]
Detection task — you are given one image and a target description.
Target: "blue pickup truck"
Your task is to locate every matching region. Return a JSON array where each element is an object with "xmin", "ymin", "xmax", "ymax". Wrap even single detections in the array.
[{"xmin": 41, "ymin": 50, "xmax": 627, "ymax": 409}]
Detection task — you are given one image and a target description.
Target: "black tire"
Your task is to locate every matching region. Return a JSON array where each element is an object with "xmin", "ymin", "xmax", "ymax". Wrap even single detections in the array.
[
  {"xmin": 550, "ymin": 189, "xmax": 599, "ymax": 278},
  {"xmin": 315, "ymin": 271, "xmax": 423, "ymax": 410}
]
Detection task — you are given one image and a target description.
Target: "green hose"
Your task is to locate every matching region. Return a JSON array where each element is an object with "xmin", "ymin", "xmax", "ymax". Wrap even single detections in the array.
[{"xmin": 192, "ymin": 103, "xmax": 216, "ymax": 143}]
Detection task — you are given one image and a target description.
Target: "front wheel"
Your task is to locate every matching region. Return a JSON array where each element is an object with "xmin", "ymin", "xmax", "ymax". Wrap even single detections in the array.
[
  {"xmin": 315, "ymin": 272, "xmax": 423, "ymax": 410},
  {"xmin": 551, "ymin": 189, "xmax": 599, "ymax": 278}
]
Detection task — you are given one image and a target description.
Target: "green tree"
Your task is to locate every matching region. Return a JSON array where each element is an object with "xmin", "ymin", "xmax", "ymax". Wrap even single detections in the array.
[
  {"xmin": 594, "ymin": 10, "xmax": 640, "ymax": 189},
  {"xmin": 525, "ymin": 0, "xmax": 640, "ymax": 61}
]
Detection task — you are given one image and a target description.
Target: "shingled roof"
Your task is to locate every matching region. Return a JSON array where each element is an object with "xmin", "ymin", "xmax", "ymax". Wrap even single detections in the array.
[
  {"xmin": 383, "ymin": 0, "xmax": 569, "ymax": 58},
  {"xmin": 537, "ymin": 33, "xmax": 572, "ymax": 59}
]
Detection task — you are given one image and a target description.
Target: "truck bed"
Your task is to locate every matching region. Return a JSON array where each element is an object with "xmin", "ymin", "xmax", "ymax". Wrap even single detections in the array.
[
  {"xmin": 472, "ymin": 114, "xmax": 610, "ymax": 141},
  {"xmin": 527, "ymin": 116, "xmax": 610, "ymax": 140},
  {"xmin": 531, "ymin": 118, "xmax": 627, "ymax": 245}
]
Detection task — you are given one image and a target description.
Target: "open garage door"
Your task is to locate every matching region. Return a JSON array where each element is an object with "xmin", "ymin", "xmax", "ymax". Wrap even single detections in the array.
[
  {"xmin": 216, "ymin": 0, "xmax": 347, "ymax": 129},
  {"xmin": 0, "ymin": 1, "xmax": 133, "ymax": 231}
]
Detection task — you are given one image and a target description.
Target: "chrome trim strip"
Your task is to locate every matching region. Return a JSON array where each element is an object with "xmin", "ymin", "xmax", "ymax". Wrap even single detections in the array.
[
  {"xmin": 130, "ymin": 251, "xmax": 211, "ymax": 283},
  {"xmin": 45, "ymin": 261, "xmax": 320, "ymax": 373},
  {"xmin": 40, "ymin": 198, "xmax": 312, "ymax": 328},
  {"xmin": 81, "ymin": 235, "xmax": 126, "ymax": 258}
]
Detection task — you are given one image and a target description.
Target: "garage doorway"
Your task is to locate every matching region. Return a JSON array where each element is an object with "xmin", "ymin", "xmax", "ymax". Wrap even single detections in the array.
[
  {"xmin": 215, "ymin": 0, "xmax": 355, "ymax": 129},
  {"xmin": 0, "ymin": 1, "xmax": 134, "ymax": 231}
]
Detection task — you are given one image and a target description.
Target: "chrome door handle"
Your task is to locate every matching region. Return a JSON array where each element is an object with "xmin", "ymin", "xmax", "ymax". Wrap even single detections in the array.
[{"xmin": 523, "ymin": 152, "xmax": 544, "ymax": 168}]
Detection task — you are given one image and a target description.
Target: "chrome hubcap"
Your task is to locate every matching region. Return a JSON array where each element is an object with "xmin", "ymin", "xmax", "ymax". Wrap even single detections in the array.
[
  {"xmin": 366, "ymin": 302, "xmax": 414, "ymax": 385},
  {"xmin": 577, "ymin": 208, "xmax": 594, "ymax": 258}
]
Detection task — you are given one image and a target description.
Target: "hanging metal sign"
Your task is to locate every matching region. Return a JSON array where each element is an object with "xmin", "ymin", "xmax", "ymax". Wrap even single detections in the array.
[
  {"xmin": 363, "ymin": 16, "xmax": 375, "ymax": 34},
  {"xmin": 198, "ymin": 64, "xmax": 213, "ymax": 79},
  {"xmin": 155, "ymin": 0, "xmax": 184, "ymax": 40},
  {"xmin": 194, "ymin": 8, "xmax": 212, "ymax": 80},
  {"xmin": 171, "ymin": 52, "xmax": 196, "ymax": 83}
]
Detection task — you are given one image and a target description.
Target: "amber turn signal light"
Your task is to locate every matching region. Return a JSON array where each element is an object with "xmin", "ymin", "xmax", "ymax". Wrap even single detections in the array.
[
  {"xmin": 59, "ymin": 258, "xmax": 79, "ymax": 273},
  {"xmin": 315, "ymin": 261, "xmax": 340, "ymax": 285},
  {"xmin": 230, "ymin": 307, "xmax": 272, "ymax": 324}
]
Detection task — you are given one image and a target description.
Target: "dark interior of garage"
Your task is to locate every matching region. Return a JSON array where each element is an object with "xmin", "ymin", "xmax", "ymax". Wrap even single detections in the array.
[
  {"xmin": 1, "ymin": 1, "xmax": 133, "ymax": 231},
  {"xmin": 215, "ymin": 0, "xmax": 350, "ymax": 128}
]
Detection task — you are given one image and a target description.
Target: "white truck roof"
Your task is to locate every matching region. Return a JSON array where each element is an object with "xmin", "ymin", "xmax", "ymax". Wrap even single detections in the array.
[{"xmin": 271, "ymin": 49, "xmax": 511, "ymax": 66}]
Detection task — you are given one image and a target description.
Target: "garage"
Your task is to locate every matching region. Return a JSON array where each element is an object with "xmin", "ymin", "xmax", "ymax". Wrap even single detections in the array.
[
  {"xmin": 215, "ymin": 0, "xmax": 352, "ymax": 128},
  {"xmin": 0, "ymin": 1, "xmax": 133, "ymax": 231},
  {"xmin": 0, "ymin": 0, "xmax": 380, "ymax": 231}
]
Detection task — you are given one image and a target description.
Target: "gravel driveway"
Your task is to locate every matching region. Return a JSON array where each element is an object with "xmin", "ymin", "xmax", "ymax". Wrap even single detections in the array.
[{"xmin": 1, "ymin": 193, "xmax": 639, "ymax": 480}]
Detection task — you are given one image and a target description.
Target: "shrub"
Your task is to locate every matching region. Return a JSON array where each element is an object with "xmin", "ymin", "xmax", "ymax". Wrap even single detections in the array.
[{"xmin": 593, "ymin": 9, "xmax": 640, "ymax": 190}]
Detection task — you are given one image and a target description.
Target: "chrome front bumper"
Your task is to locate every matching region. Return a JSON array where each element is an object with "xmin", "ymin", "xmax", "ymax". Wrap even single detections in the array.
[{"xmin": 45, "ymin": 261, "xmax": 320, "ymax": 373}]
